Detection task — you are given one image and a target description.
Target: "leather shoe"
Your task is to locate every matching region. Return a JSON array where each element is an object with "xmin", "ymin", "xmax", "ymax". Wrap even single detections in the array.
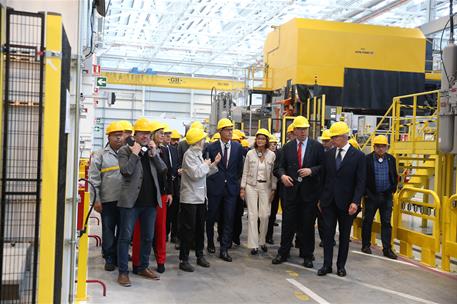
[
  {"xmin": 207, "ymin": 242, "xmax": 216, "ymax": 254},
  {"xmin": 266, "ymin": 238, "xmax": 274, "ymax": 245},
  {"xmin": 251, "ymin": 248, "xmax": 259, "ymax": 255},
  {"xmin": 117, "ymin": 273, "xmax": 131, "ymax": 287},
  {"xmin": 272, "ymin": 254, "xmax": 287, "ymax": 265},
  {"xmin": 337, "ymin": 268, "xmax": 347, "ymax": 277},
  {"xmin": 197, "ymin": 257, "xmax": 210, "ymax": 268},
  {"xmin": 157, "ymin": 263, "xmax": 165, "ymax": 273},
  {"xmin": 219, "ymin": 251, "xmax": 232, "ymax": 262},
  {"xmin": 104, "ymin": 263, "xmax": 115, "ymax": 271},
  {"xmin": 383, "ymin": 248, "xmax": 398, "ymax": 260},
  {"xmin": 317, "ymin": 266, "xmax": 332, "ymax": 276},
  {"xmin": 179, "ymin": 261, "xmax": 194, "ymax": 272},
  {"xmin": 303, "ymin": 259, "xmax": 313, "ymax": 268},
  {"xmin": 260, "ymin": 245, "xmax": 268, "ymax": 252},
  {"xmin": 361, "ymin": 246, "xmax": 372, "ymax": 254},
  {"xmin": 233, "ymin": 238, "xmax": 241, "ymax": 246},
  {"xmin": 137, "ymin": 268, "xmax": 160, "ymax": 280}
]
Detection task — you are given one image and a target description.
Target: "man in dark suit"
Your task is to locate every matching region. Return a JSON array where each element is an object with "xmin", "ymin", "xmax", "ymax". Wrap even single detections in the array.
[
  {"xmin": 361, "ymin": 135, "xmax": 398, "ymax": 259},
  {"xmin": 205, "ymin": 118, "xmax": 244, "ymax": 262},
  {"xmin": 318, "ymin": 122, "xmax": 366, "ymax": 277},
  {"xmin": 272, "ymin": 116, "xmax": 325, "ymax": 268},
  {"xmin": 163, "ymin": 127, "xmax": 180, "ymax": 243}
]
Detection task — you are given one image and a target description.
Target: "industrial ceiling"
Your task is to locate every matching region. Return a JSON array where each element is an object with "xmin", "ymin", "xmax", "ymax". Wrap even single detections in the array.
[{"xmin": 96, "ymin": 0, "xmax": 452, "ymax": 78}]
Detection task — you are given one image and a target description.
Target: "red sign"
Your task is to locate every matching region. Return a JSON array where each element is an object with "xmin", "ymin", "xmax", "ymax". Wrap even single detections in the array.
[{"xmin": 93, "ymin": 64, "xmax": 101, "ymax": 76}]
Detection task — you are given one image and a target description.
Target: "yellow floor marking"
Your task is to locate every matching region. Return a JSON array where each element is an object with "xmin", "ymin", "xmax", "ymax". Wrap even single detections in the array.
[
  {"xmin": 286, "ymin": 270, "xmax": 299, "ymax": 277},
  {"xmin": 294, "ymin": 291, "xmax": 310, "ymax": 301}
]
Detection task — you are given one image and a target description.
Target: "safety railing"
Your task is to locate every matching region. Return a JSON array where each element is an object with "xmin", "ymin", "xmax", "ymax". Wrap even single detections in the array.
[
  {"xmin": 441, "ymin": 194, "xmax": 457, "ymax": 271},
  {"xmin": 299, "ymin": 94, "xmax": 326, "ymax": 140},
  {"xmin": 391, "ymin": 90, "xmax": 440, "ymax": 154},
  {"xmin": 360, "ymin": 102, "xmax": 394, "ymax": 151},
  {"xmin": 393, "ymin": 187, "xmax": 441, "ymax": 267}
]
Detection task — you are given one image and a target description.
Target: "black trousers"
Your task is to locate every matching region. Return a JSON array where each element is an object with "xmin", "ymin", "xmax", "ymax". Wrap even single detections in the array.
[
  {"xmin": 362, "ymin": 192, "xmax": 393, "ymax": 249},
  {"xmin": 179, "ymin": 203, "xmax": 206, "ymax": 261},
  {"xmin": 166, "ymin": 178, "xmax": 180, "ymax": 239},
  {"xmin": 322, "ymin": 202, "xmax": 355, "ymax": 269},
  {"xmin": 233, "ymin": 196, "xmax": 244, "ymax": 243},
  {"xmin": 207, "ymin": 189, "xmax": 237, "ymax": 251},
  {"xmin": 266, "ymin": 185, "xmax": 280, "ymax": 240},
  {"xmin": 278, "ymin": 196, "xmax": 317, "ymax": 260}
]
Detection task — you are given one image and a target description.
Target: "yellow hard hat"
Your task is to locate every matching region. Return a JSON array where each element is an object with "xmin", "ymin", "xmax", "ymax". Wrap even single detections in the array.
[
  {"xmin": 106, "ymin": 121, "xmax": 125, "ymax": 135},
  {"xmin": 190, "ymin": 121, "xmax": 205, "ymax": 131},
  {"xmin": 293, "ymin": 116, "xmax": 310, "ymax": 128},
  {"xmin": 210, "ymin": 133, "xmax": 221, "ymax": 142},
  {"xmin": 150, "ymin": 120, "xmax": 166, "ymax": 133},
  {"xmin": 217, "ymin": 118, "xmax": 234, "ymax": 130},
  {"xmin": 186, "ymin": 128, "xmax": 207, "ymax": 145},
  {"xmin": 269, "ymin": 135, "xmax": 278, "ymax": 143},
  {"xmin": 241, "ymin": 139, "xmax": 250, "ymax": 148},
  {"xmin": 373, "ymin": 135, "xmax": 389, "ymax": 146},
  {"xmin": 163, "ymin": 123, "xmax": 172, "ymax": 134},
  {"xmin": 234, "ymin": 129, "xmax": 246, "ymax": 139},
  {"xmin": 287, "ymin": 123, "xmax": 295, "ymax": 133},
  {"xmin": 329, "ymin": 121, "xmax": 350, "ymax": 137},
  {"xmin": 134, "ymin": 117, "xmax": 151, "ymax": 132},
  {"xmin": 170, "ymin": 129, "xmax": 181, "ymax": 139},
  {"xmin": 321, "ymin": 129, "xmax": 332, "ymax": 141},
  {"xmin": 118, "ymin": 120, "xmax": 133, "ymax": 132},
  {"xmin": 348, "ymin": 138, "xmax": 360, "ymax": 150},
  {"xmin": 256, "ymin": 128, "xmax": 271, "ymax": 138},
  {"xmin": 232, "ymin": 133, "xmax": 241, "ymax": 142}
]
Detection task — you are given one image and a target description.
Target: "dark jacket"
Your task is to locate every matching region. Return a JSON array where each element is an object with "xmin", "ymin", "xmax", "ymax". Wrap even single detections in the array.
[
  {"xmin": 204, "ymin": 140, "xmax": 244, "ymax": 197},
  {"xmin": 365, "ymin": 152, "xmax": 398, "ymax": 195},
  {"xmin": 117, "ymin": 145, "xmax": 168, "ymax": 208},
  {"xmin": 320, "ymin": 145, "xmax": 366, "ymax": 210},
  {"xmin": 274, "ymin": 138, "xmax": 325, "ymax": 202},
  {"xmin": 159, "ymin": 145, "xmax": 176, "ymax": 195}
]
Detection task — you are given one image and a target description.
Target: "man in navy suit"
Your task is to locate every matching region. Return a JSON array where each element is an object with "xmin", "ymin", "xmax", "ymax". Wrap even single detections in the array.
[
  {"xmin": 318, "ymin": 121, "xmax": 366, "ymax": 277},
  {"xmin": 272, "ymin": 116, "xmax": 325, "ymax": 268},
  {"xmin": 205, "ymin": 118, "xmax": 244, "ymax": 262}
]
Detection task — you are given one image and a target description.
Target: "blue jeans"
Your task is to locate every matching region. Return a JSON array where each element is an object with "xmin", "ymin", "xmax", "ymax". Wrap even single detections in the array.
[
  {"xmin": 117, "ymin": 206, "xmax": 156, "ymax": 274},
  {"xmin": 100, "ymin": 202, "xmax": 120, "ymax": 264}
]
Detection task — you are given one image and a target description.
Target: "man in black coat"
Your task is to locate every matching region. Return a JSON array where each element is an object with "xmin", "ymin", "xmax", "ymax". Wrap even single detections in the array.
[
  {"xmin": 361, "ymin": 135, "xmax": 398, "ymax": 259},
  {"xmin": 318, "ymin": 122, "xmax": 366, "ymax": 277},
  {"xmin": 272, "ymin": 116, "xmax": 325, "ymax": 268}
]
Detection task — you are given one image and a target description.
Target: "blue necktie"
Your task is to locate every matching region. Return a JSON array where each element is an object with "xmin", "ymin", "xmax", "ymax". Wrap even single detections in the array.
[{"xmin": 336, "ymin": 148, "xmax": 343, "ymax": 170}]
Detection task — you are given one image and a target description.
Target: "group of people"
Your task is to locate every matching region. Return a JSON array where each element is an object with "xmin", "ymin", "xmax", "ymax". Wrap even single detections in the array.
[{"xmin": 88, "ymin": 114, "xmax": 398, "ymax": 287}]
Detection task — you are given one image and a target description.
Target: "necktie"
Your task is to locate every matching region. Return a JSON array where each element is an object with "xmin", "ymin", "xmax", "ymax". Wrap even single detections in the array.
[
  {"xmin": 222, "ymin": 144, "xmax": 229, "ymax": 168},
  {"xmin": 297, "ymin": 142, "xmax": 303, "ymax": 168},
  {"xmin": 336, "ymin": 148, "xmax": 343, "ymax": 170}
]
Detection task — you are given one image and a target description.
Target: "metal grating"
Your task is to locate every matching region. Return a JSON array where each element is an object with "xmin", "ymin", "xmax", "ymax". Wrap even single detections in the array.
[{"xmin": 0, "ymin": 9, "xmax": 45, "ymax": 303}]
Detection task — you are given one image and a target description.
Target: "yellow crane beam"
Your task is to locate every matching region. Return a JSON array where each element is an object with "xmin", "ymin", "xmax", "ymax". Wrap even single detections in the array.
[{"xmin": 100, "ymin": 71, "xmax": 245, "ymax": 91}]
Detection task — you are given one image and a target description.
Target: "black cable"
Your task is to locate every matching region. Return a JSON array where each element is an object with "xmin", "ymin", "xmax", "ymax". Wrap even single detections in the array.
[
  {"xmin": 450, "ymin": 0, "xmax": 454, "ymax": 43},
  {"xmin": 84, "ymin": 2, "xmax": 96, "ymax": 59},
  {"xmin": 78, "ymin": 178, "xmax": 97, "ymax": 237},
  {"xmin": 439, "ymin": 11, "xmax": 457, "ymax": 86}
]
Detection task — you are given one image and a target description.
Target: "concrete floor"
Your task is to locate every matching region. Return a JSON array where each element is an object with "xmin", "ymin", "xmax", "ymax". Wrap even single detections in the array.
[{"xmin": 86, "ymin": 215, "xmax": 457, "ymax": 304}]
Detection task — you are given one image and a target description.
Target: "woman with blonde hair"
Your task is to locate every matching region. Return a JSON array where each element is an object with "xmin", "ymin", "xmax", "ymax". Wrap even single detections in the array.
[{"xmin": 240, "ymin": 129, "xmax": 277, "ymax": 254}]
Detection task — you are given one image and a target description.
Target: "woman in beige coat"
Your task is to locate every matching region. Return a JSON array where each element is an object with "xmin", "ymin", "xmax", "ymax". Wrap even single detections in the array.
[{"xmin": 240, "ymin": 129, "xmax": 277, "ymax": 255}]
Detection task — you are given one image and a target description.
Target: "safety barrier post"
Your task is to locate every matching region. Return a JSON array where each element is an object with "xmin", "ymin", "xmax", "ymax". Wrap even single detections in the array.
[
  {"xmin": 442, "ymin": 194, "xmax": 457, "ymax": 271},
  {"xmin": 37, "ymin": 12, "xmax": 62, "ymax": 303},
  {"xmin": 76, "ymin": 191, "xmax": 90, "ymax": 301}
]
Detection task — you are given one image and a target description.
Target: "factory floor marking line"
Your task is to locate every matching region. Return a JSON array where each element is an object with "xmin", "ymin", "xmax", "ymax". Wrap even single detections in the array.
[
  {"xmin": 283, "ymin": 262, "xmax": 440, "ymax": 304},
  {"xmin": 351, "ymin": 250, "xmax": 418, "ymax": 267},
  {"xmin": 287, "ymin": 279, "xmax": 330, "ymax": 304},
  {"xmin": 286, "ymin": 270, "xmax": 299, "ymax": 277},
  {"xmin": 294, "ymin": 291, "xmax": 310, "ymax": 301}
]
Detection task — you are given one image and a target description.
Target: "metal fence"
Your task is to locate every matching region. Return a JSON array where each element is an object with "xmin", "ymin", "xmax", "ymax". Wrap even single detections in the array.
[{"xmin": 0, "ymin": 8, "xmax": 45, "ymax": 303}]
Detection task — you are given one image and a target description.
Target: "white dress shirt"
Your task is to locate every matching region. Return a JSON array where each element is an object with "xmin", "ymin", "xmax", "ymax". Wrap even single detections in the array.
[
  {"xmin": 220, "ymin": 140, "xmax": 231, "ymax": 164},
  {"xmin": 335, "ymin": 142, "xmax": 351, "ymax": 161},
  {"xmin": 296, "ymin": 138, "xmax": 308, "ymax": 165}
]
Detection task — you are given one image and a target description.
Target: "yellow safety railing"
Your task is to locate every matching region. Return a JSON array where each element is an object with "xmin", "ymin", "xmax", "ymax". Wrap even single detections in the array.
[
  {"xmin": 360, "ymin": 102, "xmax": 394, "ymax": 151},
  {"xmin": 394, "ymin": 187, "xmax": 441, "ymax": 267},
  {"xmin": 301, "ymin": 95, "xmax": 326, "ymax": 139},
  {"xmin": 442, "ymin": 194, "xmax": 457, "ymax": 271}
]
